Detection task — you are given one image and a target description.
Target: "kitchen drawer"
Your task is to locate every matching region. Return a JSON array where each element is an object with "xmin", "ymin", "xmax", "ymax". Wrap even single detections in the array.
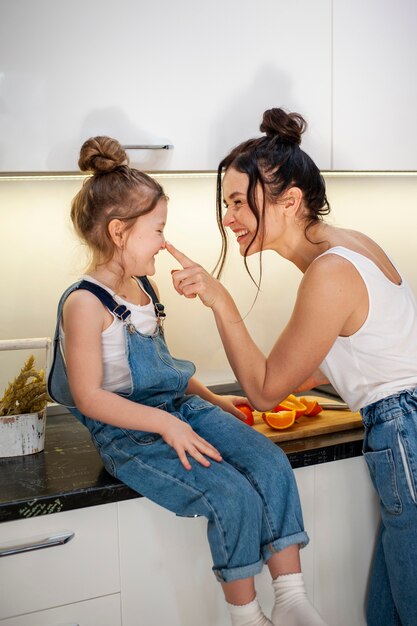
[
  {"xmin": 0, "ymin": 593, "xmax": 121, "ymax": 626},
  {"xmin": 0, "ymin": 503, "xmax": 120, "ymax": 620}
]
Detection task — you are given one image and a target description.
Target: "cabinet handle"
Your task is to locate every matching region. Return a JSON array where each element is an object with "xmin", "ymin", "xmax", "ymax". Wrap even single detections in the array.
[
  {"xmin": 122, "ymin": 144, "xmax": 173, "ymax": 150},
  {"xmin": 0, "ymin": 531, "xmax": 75, "ymax": 557}
]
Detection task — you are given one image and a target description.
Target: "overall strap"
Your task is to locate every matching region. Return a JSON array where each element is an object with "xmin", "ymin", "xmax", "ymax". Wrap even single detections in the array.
[
  {"xmin": 75, "ymin": 280, "xmax": 131, "ymax": 321},
  {"xmin": 138, "ymin": 276, "xmax": 166, "ymax": 322},
  {"xmin": 76, "ymin": 277, "xmax": 166, "ymax": 323}
]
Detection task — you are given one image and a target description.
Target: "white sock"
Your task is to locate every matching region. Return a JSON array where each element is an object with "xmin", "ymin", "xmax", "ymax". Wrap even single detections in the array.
[
  {"xmin": 226, "ymin": 597, "xmax": 272, "ymax": 626},
  {"xmin": 271, "ymin": 573, "xmax": 328, "ymax": 626}
]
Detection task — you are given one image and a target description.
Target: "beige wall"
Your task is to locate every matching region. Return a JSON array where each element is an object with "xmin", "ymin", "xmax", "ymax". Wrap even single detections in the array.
[{"xmin": 1, "ymin": 173, "xmax": 417, "ymax": 392}]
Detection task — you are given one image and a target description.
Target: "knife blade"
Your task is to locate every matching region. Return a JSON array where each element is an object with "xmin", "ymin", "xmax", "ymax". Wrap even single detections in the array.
[{"xmin": 318, "ymin": 401, "xmax": 349, "ymax": 410}]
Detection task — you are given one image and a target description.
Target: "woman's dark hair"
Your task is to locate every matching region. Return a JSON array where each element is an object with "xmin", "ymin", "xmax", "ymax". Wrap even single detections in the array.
[
  {"xmin": 214, "ymin": 108, "xmax": 330, "ymax": 283},
  {"xmin": 71, "ymin": 136, "xmax": 166, "ymax": 269}
]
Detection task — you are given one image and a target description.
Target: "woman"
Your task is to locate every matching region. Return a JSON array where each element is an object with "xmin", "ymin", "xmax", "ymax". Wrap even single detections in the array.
[{"xmin": 166, "ymin": 108, "xmax": 417, "ymax": 626}]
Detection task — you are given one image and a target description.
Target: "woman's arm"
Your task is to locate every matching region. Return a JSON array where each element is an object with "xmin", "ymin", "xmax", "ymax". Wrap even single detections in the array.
[
  {"xmin": 63, "ymin": 290, "xmax": 222, "ymax": 469},
  {"xmin": 167, "ymin": 243, "xmax": 361, "ymax": 410}
]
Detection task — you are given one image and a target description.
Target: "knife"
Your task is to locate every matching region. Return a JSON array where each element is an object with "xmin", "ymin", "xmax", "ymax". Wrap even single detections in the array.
[{"xmin": 318, "ymin": 401, "xmax": 349, "ymax": 410}]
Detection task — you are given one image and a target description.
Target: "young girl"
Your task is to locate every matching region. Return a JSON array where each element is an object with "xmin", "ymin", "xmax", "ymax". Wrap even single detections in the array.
[
  {"xmin": 166, "ymin": 108, "xmax": 417, "ymax": 626},
  {"xmin": 47, "ymin": 136, "xmax": 327, "ymax": 626}
]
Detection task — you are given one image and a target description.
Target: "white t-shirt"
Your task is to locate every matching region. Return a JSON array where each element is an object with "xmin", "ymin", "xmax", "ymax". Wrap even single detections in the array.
[
  {"xmin": 60, "ymin": 276, "xmax": 157, "ymax": 393},
  {"xmin": 319, "ymin": 247, "xmax": 417, "ymax": 411}
]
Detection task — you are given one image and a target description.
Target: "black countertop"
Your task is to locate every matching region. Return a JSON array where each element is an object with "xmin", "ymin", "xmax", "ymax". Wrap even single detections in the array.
[{"xmin": 0, "ymin": 411, "xmax": 364, "ymax": 524}]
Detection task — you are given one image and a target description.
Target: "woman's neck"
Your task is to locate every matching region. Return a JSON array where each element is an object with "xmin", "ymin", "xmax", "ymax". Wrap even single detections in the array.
[{"xmin": 271, "ymin": 222, "xmax": 334, "ymax": 273}]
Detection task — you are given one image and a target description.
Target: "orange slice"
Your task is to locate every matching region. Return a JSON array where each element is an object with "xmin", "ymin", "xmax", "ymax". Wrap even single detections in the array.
[
  {"xmin": 300, "ymin": 398, "xmax": 323, "ymax": 416},
  {"xmin": 274, "ymin": 394, "xmax": 307, "ymax": 419},
  {"xmin": 261, "ymin": 409, "xmax": 296, "ymax": 430}
]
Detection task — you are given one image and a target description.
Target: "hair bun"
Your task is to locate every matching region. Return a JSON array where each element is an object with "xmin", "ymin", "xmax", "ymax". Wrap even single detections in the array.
[
  {"xmin": 260, "ymin": 108, "xmax": 306, "ymax": 145},
  {"xmin": 78, "ymin": 136, "xmax": 128, "ymax": 173}
]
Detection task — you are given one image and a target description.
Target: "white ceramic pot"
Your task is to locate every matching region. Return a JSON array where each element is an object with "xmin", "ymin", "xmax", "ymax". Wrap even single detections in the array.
[{"xmin": 0, "ymin": 408, "xmax": 46, "ymax": 457}]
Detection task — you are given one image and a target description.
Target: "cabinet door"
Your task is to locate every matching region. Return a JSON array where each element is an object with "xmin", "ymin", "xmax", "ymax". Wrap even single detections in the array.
[
  {"xmin": 333, "ymin": 0, "xmax": 417, "ymax": 170},
  {"xmin": 0, "ymin": 0, "xmax": 331, "ymax": 172},
  {"xmin": 0, "ymin": 503, "xmax": 120, "ymax": 620},
  {"xmin": 0, "ymin": 593, "xmax": 121, "ymax": 626},
  {"xmin": 119, "ymin": 498, "xmax": 229, "ymax": 626},
  {"xmin": 313, "ymin": 457, "xmax": 380, "ymax": 626}
]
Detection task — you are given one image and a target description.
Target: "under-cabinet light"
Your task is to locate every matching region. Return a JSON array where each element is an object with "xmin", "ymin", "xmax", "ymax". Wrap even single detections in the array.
[{"xmin": 0, "ymin": 170, "xmax": 416, "ymax": 182}]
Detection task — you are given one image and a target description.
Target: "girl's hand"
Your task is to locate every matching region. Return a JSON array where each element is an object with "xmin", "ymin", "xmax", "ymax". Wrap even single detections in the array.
[
  {"xmin": 165, "ymin": 241, "xmax": 225, "ymax": 308},
  {"xmin": 160, "ymin": 415, "xmax": 222, "ymax": 471},
  {"xmin": 210, "ymin": 394, "xmax": 253, "ymax": 420}
]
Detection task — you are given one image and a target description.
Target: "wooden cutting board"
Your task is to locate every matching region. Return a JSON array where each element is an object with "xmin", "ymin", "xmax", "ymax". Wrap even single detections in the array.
[{"xmin": 252, "ymin": 396, "xmax": 363, "ymax": 443}]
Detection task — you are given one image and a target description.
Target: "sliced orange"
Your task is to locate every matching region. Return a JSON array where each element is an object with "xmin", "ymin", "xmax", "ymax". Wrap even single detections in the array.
[
  {"xmin": 274, "ymin": 394, "xmax": 307, "ymax": 419},
  {"xmin": 300, "ymin": 397, "xmax": 323, "ymax": 416},
  {"xmin": 261, "ymin": 409, "xmax": 296, "ymax": 430}
]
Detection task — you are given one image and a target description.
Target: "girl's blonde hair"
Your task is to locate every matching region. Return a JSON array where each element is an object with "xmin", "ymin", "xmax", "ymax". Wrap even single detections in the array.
[{"xmin": 71, "ymin": 136, "xmax": 166, "ymax": 268}]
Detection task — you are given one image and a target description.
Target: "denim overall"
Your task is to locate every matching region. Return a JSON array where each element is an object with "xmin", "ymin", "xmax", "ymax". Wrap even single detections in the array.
[
  {"xmin": 361, "ymin": 390, "xmax": 417, "ymax": 626},
  {"xmin": 48, "ymin": 278, "xmax": 308, "ymax": 582}
]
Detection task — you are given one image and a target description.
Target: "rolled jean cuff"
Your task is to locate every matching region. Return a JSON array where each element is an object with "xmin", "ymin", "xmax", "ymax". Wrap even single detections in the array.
[
  {"xmin": 261, "ymin": 530, "xmax": 310, "ymax": 563},
  {"xmin": 213, "ymin": 556, "xmax": 264, "ymax": 583}
]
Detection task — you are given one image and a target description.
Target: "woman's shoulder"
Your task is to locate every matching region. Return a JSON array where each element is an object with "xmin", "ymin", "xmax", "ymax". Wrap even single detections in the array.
[{"xmin": 300, "ymin": 249, "xmax": 363, "ymax": 303}]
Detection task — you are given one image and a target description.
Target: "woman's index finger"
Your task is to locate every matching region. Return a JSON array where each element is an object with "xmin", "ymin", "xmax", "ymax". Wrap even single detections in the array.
[{"xmin": 165, "ymin": 241, "xmax": 195, "ymax": 268}]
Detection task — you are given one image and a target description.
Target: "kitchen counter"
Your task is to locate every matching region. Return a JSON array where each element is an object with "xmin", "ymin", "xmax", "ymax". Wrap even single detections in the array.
[{"xmin": 0, "ymin": 407, "xmax": 364, "ymax": 523}]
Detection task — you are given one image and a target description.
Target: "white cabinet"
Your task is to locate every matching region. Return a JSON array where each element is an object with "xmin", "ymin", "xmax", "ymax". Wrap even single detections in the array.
[
  {"xmin": 311, "ymin": 457, "xmax": 380, "ymax": 626},
  {"xmin": 333, "ymin": 0, "xmax": 417, "ymax": 170},
  {"xmin": 118, "ymin": 498, "xmax": 230, "ymax": 626},
  {"xmin": 0, "ymin": 0, "xmax": 332, "ymax": 172},
  {"xmin": 0, "ymin": 503, "xmax": 120, "ymax": 621},
  {"xmin": 0, "ymin": 594, "xmax": 121, "ymax": 626}
]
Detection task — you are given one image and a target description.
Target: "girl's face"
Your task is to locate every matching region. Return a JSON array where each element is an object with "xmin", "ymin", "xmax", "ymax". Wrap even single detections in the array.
[{"xmin": 122, "ymin": 198, "xmax": 167, "ymax": 276}]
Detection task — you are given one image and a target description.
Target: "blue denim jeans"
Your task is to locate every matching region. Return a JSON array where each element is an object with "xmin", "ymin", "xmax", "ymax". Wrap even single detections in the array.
[
  {"xmin": 51, "ymin": 280, "xmax": 308, "ymax": 583},
  {"xmin": 361, "ymin": 389, "xmax": 417, "ymax": 626},
  {"xmin": 87, "ymin": 395, "xmax": 308, "ymax": 582}
]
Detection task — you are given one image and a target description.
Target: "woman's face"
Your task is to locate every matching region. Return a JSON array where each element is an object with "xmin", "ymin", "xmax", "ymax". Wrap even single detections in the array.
[
  {"xmin": 222, "ymin": 168, "xmax": 259, "ymax": 255},
  {"xmin": 222, "ymin": 167, "xmax": 282, "ymax": 256}
]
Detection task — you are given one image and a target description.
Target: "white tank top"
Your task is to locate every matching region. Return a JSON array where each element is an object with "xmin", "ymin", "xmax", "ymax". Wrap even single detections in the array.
[
  {"xmin": 60, "ymin": 276, "xmax": 157, "ymax": 394},
  {"xmin": 319, "ymin": 247, "xmax": 417, "ymax": 411}
]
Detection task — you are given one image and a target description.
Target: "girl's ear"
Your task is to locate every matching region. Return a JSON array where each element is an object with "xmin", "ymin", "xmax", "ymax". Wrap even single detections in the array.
[
  {"xmin": 108, "ymin": 219, "xmax": 125, "ymax": 248},
  {"xmin": 282, "ymin": 187, "xmax": 302, "ymax": 216}
]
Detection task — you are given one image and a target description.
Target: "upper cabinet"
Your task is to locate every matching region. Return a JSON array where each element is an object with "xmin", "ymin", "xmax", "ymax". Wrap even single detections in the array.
[
  {"xmin": 333, "ymin": 0, "xmax": 417, "ymax": 170},
  {"xmin": 0, "ymin": 0, "xmax": 332, "ymax": 172}
]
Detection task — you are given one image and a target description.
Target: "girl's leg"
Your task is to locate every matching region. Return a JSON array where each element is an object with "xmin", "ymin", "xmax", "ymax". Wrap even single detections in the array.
[
  {"xmin": 267, "ymin": 547, "xmax": 327, "ymax": 626},
  {"xmin": 184, "ymin": 398, "xmax": 309, "ymax": 559},
  {"xmin": 184, "ymin": 400, "xmax": 328, "ymax": 625},
  {"xmin": 221, "ymin": 578, "xmax": 272, "ymax": 626},
  {"xmin": 94, "ymin": 417, "xmax": 271, "ymax": 580}
]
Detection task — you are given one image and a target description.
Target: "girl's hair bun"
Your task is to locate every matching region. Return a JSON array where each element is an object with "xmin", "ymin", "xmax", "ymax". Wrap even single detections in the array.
[
  {"xmin": 260, "ymin": 108, "xmax": 306, "ymax": 145},
  {"xmin": 78, "ymin": 136, "xmax": 128, "ymax": 173}
]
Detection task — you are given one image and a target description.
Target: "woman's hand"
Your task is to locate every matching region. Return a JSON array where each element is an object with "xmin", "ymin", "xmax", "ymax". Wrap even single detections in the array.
[
  {"xmin": 210, "ymin": 393, "xmax": 253, "ymax": 420},
  {"xmin": 165, "ymin": 241, "xmax": 225, "ymax": 308},
  {"xmin": 160, "ymin": 415, "xmax": 223, "ymax": 471},
  {"xmin": 293, "ymin": 369, "xmax": 330, "ymax": 393}
]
